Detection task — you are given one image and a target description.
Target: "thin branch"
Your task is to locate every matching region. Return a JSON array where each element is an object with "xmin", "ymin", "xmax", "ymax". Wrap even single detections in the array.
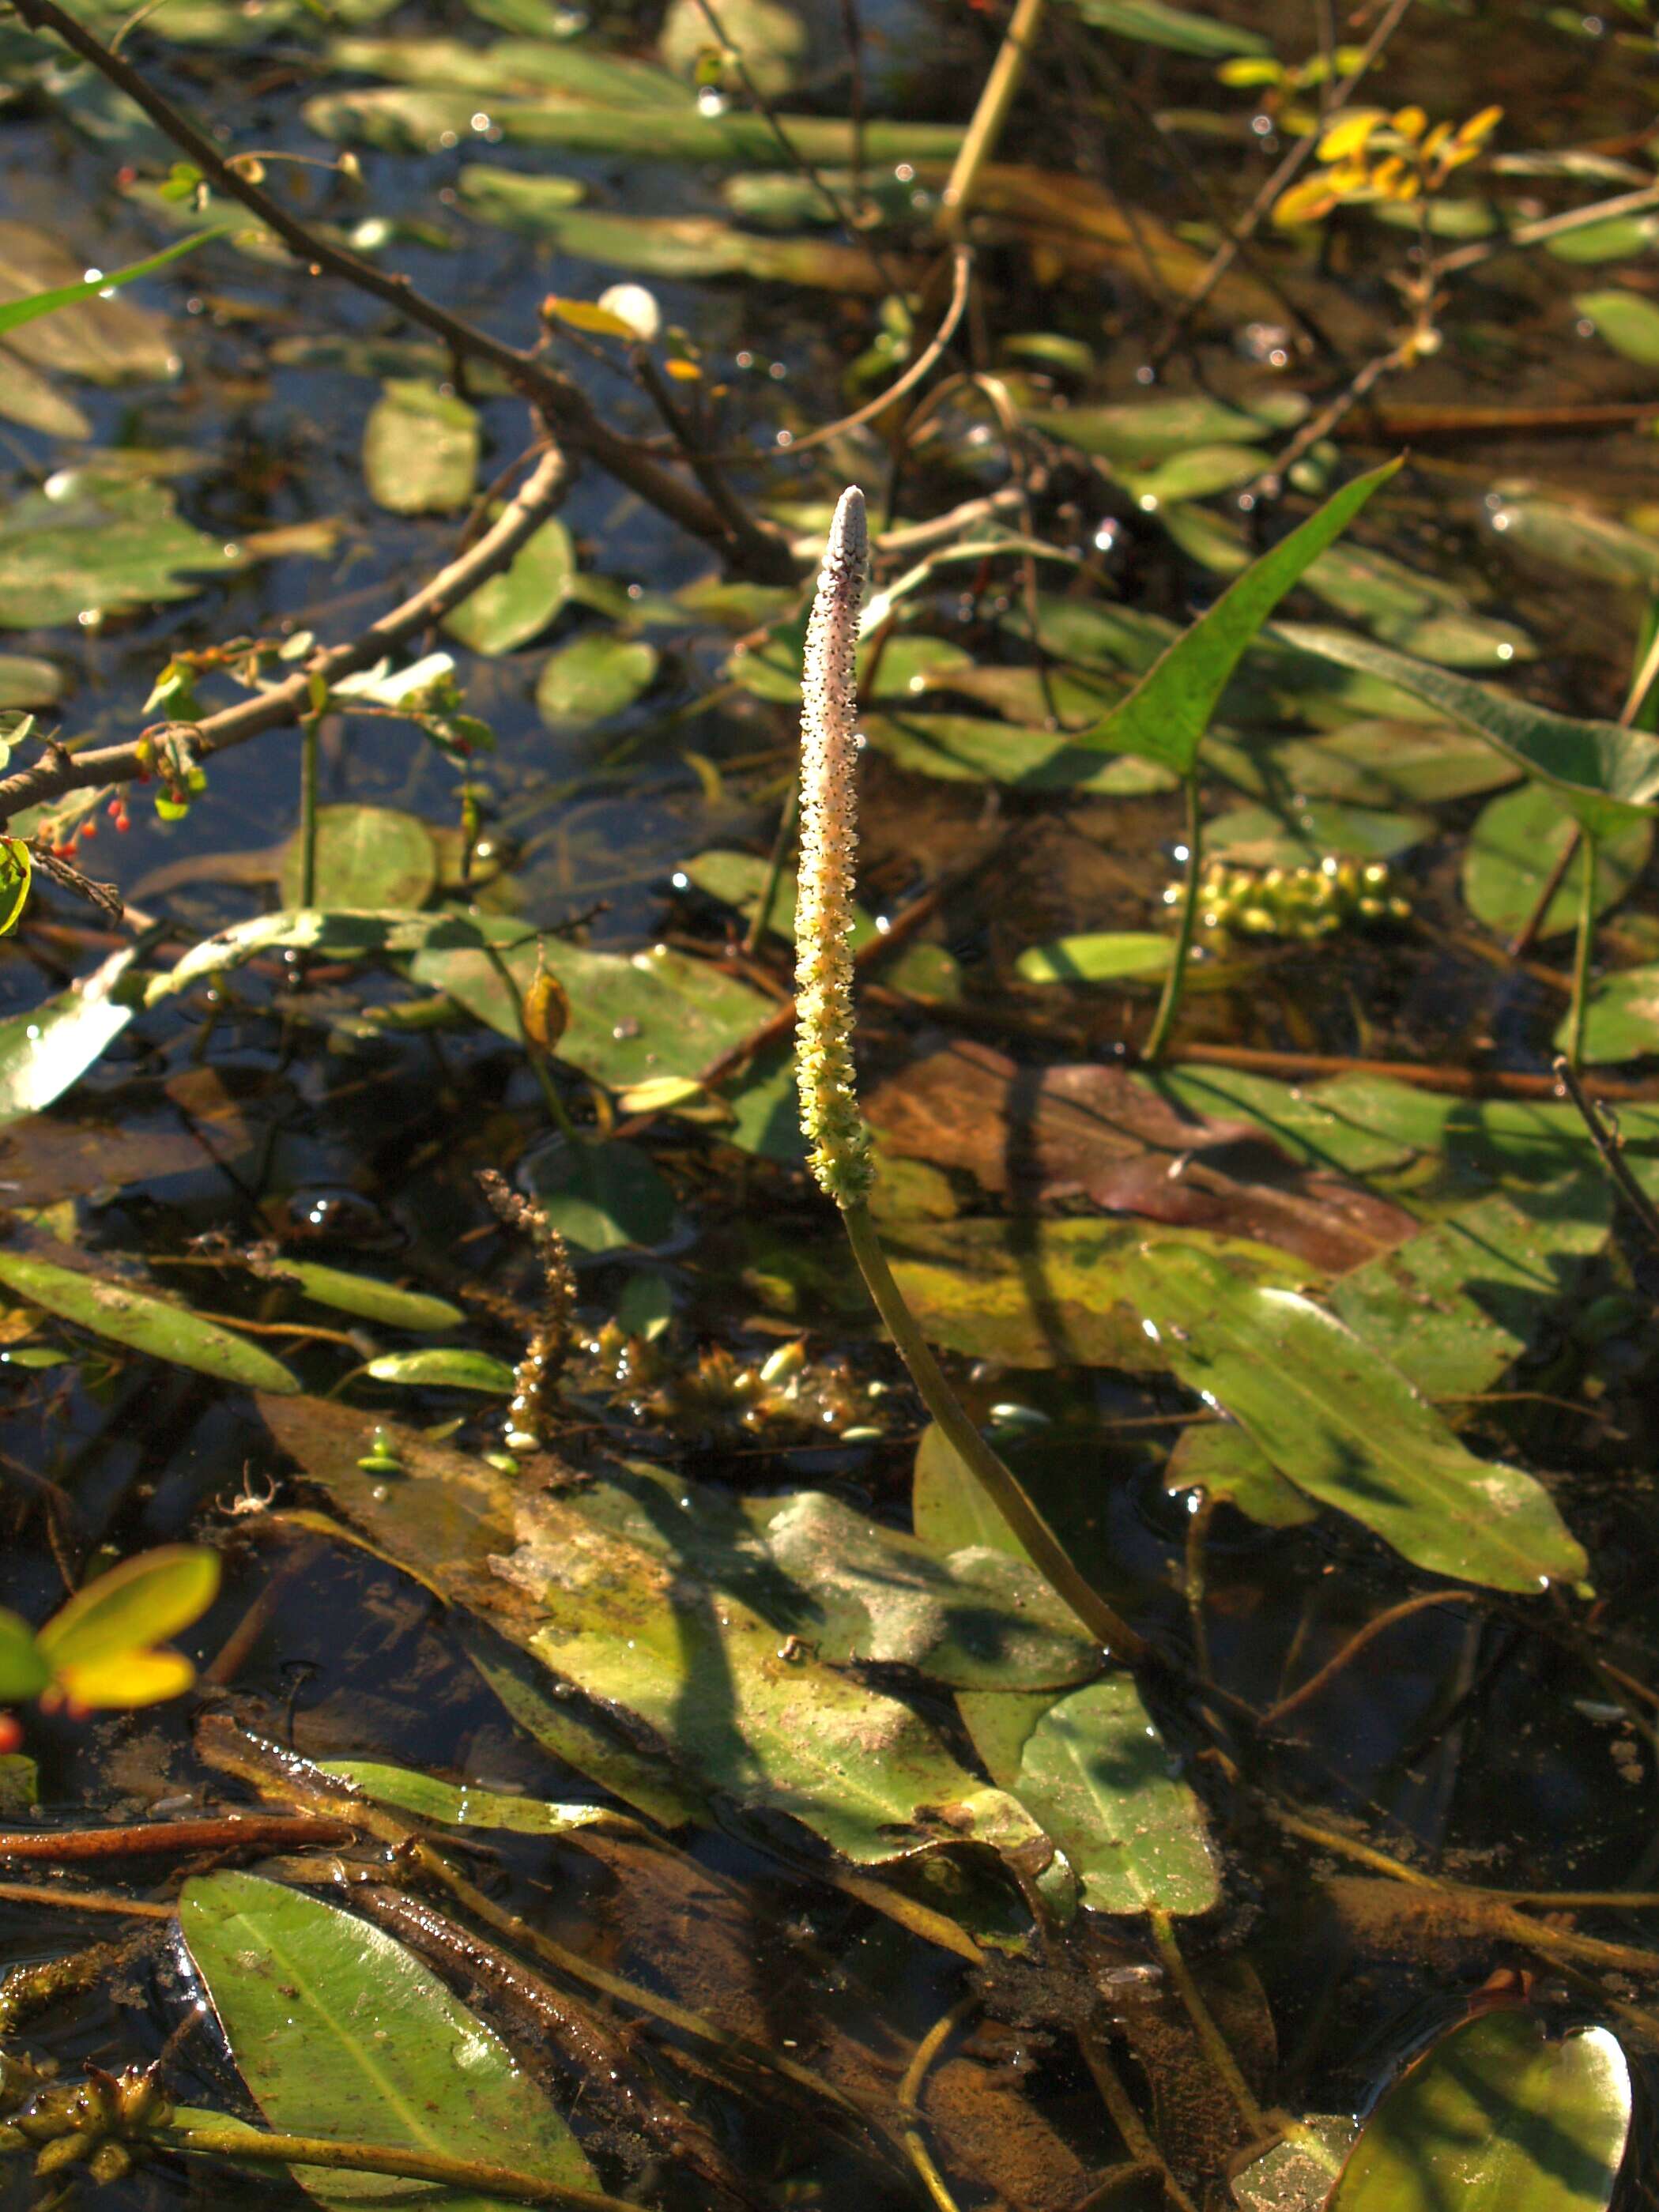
[
  {"xmin": 1433, "ymin": 179, "xmax": 1659, "ymax": 277},
  {"xmin": 1554, "ymin": 1053, "xmax": 1659, "ymax": 1250},
  {"xmin": 0, "ymin": 446, "xmax": 569, "ymax": 826},
  {"xmin": 6, "ymin": 0, "xmax": 794, "ymax": 581},
  {"xmin": 939, "ymin": 0, "xmax": 1046, "ymax": 240},
  {"xmin": 775, "ymin": 245, "xmax": 973, "ymax": 458},
  {"xmin": 1150, "ymin": 0, "xmax": 1415, "ymax": 367},
  {"xmin": 0, "ymin": 1814, "xmax": 353, "ymax": 1860},
  {"xmin": 160, "ymin": 2123, "xmax": 647, "ymax": 2211}
]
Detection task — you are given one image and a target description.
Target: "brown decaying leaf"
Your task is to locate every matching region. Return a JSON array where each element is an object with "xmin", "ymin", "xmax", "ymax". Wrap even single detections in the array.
[
  {"xmin": 865, "ymin": 1042, "xmax": 1417, "ymax": 1274},
  {"xmin": 0, "ymin": 1066, "xmax": 254, "ymax": 1201}
]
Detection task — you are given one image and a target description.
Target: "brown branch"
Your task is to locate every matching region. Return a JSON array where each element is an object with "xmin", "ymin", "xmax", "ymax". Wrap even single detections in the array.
[
  {"xmin": 0, "ymin": 445, "xmax": 569, "ymax": 826},
  {"xmin": 1159, "ymin": 1040, "xmax": 1659, "ymax": 1101},
  {"xmin": 6, "ymin": 0, "xmax": 794, "ymax": 582},
  {"xmin": 1259, "ymin": 1590, "xmax": 1474, "ymax": 1729},
  {"xmin": 0, "ymin": 1814, "xmax": 354, "ymax": 1860},
  {"xmin": 1148, "ymin": 0, "xmax": 1415, "ymax": 368}
]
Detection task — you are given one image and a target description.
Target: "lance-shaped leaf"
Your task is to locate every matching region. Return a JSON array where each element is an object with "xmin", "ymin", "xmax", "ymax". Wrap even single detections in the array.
[
  {"xmin": 1279, "ymin": 622, "xmax": 1659, "ymax": 836},
  {"xmin": 316, "ymin": 1759, "xmax": 646, "ymax": 1837},
  {"xmin": 180, "ymin": 1872, "xmax": 596, "ymax": 2212},
  {"xmin": 0, "ymin": 1249, "xmax": 300, "ymax": 1394},
  {"xmin": 1329, "ymin": 2009, "xmax": 1630, "ymax": 2212},
  {"xmin": 1074, "ymin": 458, "xmax": 1402, "ymax": 773},
  {"xmin": 0, "ymin": 946, "xmax": 136, "ymax": 1124},
  {"xmin": 1118, "ymin": 1243, "xmax": 1590, "ymax": 1595},
  {"xmin": 0, "ymin": 227, "xmax": 225, "ymax": 338}
]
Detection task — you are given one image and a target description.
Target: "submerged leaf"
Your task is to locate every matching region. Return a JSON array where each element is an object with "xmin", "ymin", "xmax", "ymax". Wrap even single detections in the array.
[
  {"xmin": 362, "ymin": 379, "xmax": 480, "ymax": 514},
  {"xmin": 1329, "ymin": 2009, "xmax": 1630, "ymax": 2212},
  {"xmin": 534, "ymin": 631, "xmax": 658, "ymax": 724},
  {"xmin": 1463, "ymin": 782, "xmax": 1652, "ymax": 940},
  {"xmin": 181, "ymin": 1872, "xmax": 597, "ymax": 2209},
  {"xmin": 276, "ymin": 805, "xmax": 440, "ymax": 910},
  {"xmin": 443, "ymin": 516, "xmax": 574, "ymax": 655}
]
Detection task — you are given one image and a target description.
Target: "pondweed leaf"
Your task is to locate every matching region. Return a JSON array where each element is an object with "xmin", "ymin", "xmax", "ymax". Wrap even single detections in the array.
[
  {"xmin": 0, "ymin": 1610, "xmax": 50, "ymax": 1701},
  {"xmin": 1574, "ymin": 286, "xmax": 1659, "ymax": 367},
  {"xmin": 0, "ymin": 1250, "xmax": 300, "ymax": 1393},
  {"xmin": 0, "ymin": 226, "xmax": 225, "ymax": 338},
  {"xmin": 1076, "ymin": 458, "xmax": 1403, "ymax": 774},
  {"xmin": 0, "ymin": 944, "xmax": 134, "ymax": 1124},
  {"xmin": 259, "ymin": 1260, "xmax": 464, "ymax": 1333},
  {"xmin": 147, "ymin": 908, "xmax": 493, "ymax": 1003},
  {"xmin": 36, "ymin": 1543, "xmax": 219, "ymax": 1709},
  {"xmin": 180, "ymin": 1872, "xmax": 597, "ymax": 2211},
  {"xmin": 1555, "ymin": 961, "xmax": 1659, "ymax": 1062},
  {"xmin": 364, "ymin": 1348, "xmax": 517, "ymax": 1392},
  {"xmin": 1464, "ymin": 782, "xmax": 1653, "ymax": 940},
  {"xmin": 361, "ymin": 378, "xmax": 479, "ymax": 514},
  {"xmin": 316, "ymin": 1759, "xmax": 645, "ymax": 1837},
  {"xmin": 534, "ymin": 631, "xmax": 658, "ymax": 723},
  {"xmin": 1279, "ymin": 623, "xmax": 1659, "ymax": 835},
  {"xmin": 1119, "ymin": 1243, "xmax": 1591, "ymax": 1593},
  {"xmin": 0, "ymin": 471, "xmax": 250, "ymax": 628},
  {"xmin": 443, "ymin": 515, "xmax": 573, "ymax": 655},
  {"xmin": 276, "ymin": 805, "xmax": 439, "ymax": 910},
  {"xmin": 959, "ymin": 1677, "xmax": 1221, "ymax": 1914},
  {"xmin": 1329, "ymin": 2009, "xmax": 1630, "ymax": 2212},
  {"xmin": 1066, "ymin": 0, "xmax": 1269, "ymax": 54}
]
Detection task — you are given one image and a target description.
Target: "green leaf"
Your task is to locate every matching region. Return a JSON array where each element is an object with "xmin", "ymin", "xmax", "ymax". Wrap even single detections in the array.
[
  {"xmin": 1141, "ymin": 1065, "xmax": 1420, "ymax": 1174},
  {"xmin": 0, "ymin": 1609, "xmax": 49, "ymax": 1702},
  {"xmin": 0, "ymin": 217, "xmax": 178, "ymax": 382},
  {"xmin": 534, "ymin": 631, "xmax": 658, "ymax": 723},
  {"xmin": 316, "ymin": 1759, "xmax": 640, "ymax": 1836},
  {"xmin": 0, "ymin": 656, "xmax": 62, "ymax": 710},
  {"xmin": 1118, "ymin": 443, "xmax": 1264, "ymax": 505},
  {"xmin": 1278, "ymin": 623, "xmax": 1659, "ymax": 835},
  {"xmin": 888, "ymin": 1217, "xmax": 1299, "ymax": 1371},
  {"xmin": 0, "ymin": 227, "xmax": 224, "ymax": 338},
  {"xmin": 1574, "ymin": 285, "xmax": 1659, "ymax": 366},
  {"xmin": 1329, "ymin": 2010, "xmax": 1630, "ymax": 2212},
  {"xmin": 148, "ymin": 908, "xmax": 482, "ymax": 1001},
  {"xmin": 37, "ymin": 1544, "xmax": 219, "ymax": 1671},
  {"xmin": 1163, "ymin": 1423, "xmax": 1318, "ymax": 1529},
  {"xmin": 862, "ymin": 710, "xmax": 1173, "ymax": 793},
  {"xmin": 1118, "ymin": 1243, "xmax": 1591, "ymax": 1594},
  {"xmin": 1066, "ymin": 0, "xmax": 1269, "ymax": 53},
  {"xmin": 1023, "ymin": 394, "xmax": 1287, "ymax": 464},
  {"xmin": 262, "ymin": 1261, "xmax": 464, "ymax": 1333},
  {"xmin": 1079, "ymin": 460, "xmax": 1403, "ymax": 774},
  {"xmin": 959, "ymin": 1678, "xmax": 1221, "ymax": 1914},
  {"xmin": 410, "ymin": 923, "xmax": 773, "ymax": 1090},
  {"xmin": 0, "ymin": 946, "xmax": 134, "ymax": 1125},
  {"xmin": 276, "ymin": 805, "xmax": 439, "ymax": 910},
  {"xmin": 1464, "ymin": 782, "xmax": 1652, "ymax": 940},
  {"xmin": 1204, "ymin": 796, "xmax": 1429, "ymax": 866},
  {"xmin": 660, "ymin": 0, "xmax": 809, "ymax": 95},
  {"xmin": 0, "ymin": 472, "xmax": 250, "ymax": 629},
  {"xmin": 1015, "ymin": 932, "xmax": 1175, "ymax": 983},
  {"xmin": 362, "ymin": 379, "xmax": 480, "ymax": 514},
  {"xmin": 1227, "ymin": 720, "xmax": 1518, "ymax": 807},
  {"xmin": 1484, "ymin": 492, "xmax": 1659, "ymax": 590},
  {"xmin": 683, "ymin": 846, "xmax": 877, "ymax": 949},
  {"xmin": 1556, "ymin": 961, "xmax": 1659, "ymax": 1061},
  {"xmin": 180, "ymin": 1872, "xmax": 597, "ymax": 2210},
  {"xmin": 443, "ymin": 517, "xmax": 574, "ymax": 656},
  {"xmin": 364, "ymin": 1349, "xmax": 517, "ymax": 1392},
  {"xmin": 524, "ymin": 1136, "xmax": 676, "ymax": 1253},
  {"xmin": 0, "ymin": 1251, "xmax": 300, "ymax": 1393}
]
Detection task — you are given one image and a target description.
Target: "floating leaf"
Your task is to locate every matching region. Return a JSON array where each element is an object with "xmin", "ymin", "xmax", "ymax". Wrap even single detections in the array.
[
  {"xmin": 443, "ymin": 517, "xmax": 574, "ymax": 655},
  {"xmin": 317, "ymin": 1759, "xmax": 639, "ymax": 1835},
  {"xmin": 364, "ymin": 1349, "xmax": 517, "ymax": 1392},
  {"xmin": 1163, "ymin": 1422, "xmax": 1317, "ymax": 1529},
  {"xmin": 181, "ymin": 1872, "xmax": 597, "ymax": 2210},
  {"xmin": 683, "ymin": 846, "xmax": 876, "ymax": 950},
  {"xmin": 534, "ymin": 631, "xmax": 658, "ymax": 724},
  {"xmin": 411, "ymin": 924, "xmax": 772, "ymax": 1090},
  {"xmin": 1079, "ymin": 460, "xmax": 1403, "ymax": 775},
  {"xmin": 1023, "ymin": 394, "xmax": 1284, "ymax": 464},
  {"xmin": 524, "ymin": 1136, "xmax": 677, "ymax": 1253},
  {"xmin": 862, "ymin": 710, "xmax": 1167, "ymax": 793},
  {"xmin": 1118, "ymin": 1242, "xmax": 1590, "ymax": 1593},
  {"xmin": 1229, "ymin": 721, "xmax": 1517, "ymax": 808},
  {"xmin": 0, "ymin": 1250, "xmax": 300, "ymax": 1393},
  {"xmin": 0, "ymin": 656, "xmax": 62, "ymax": 710},
  {"xmin": 1484, "ymin": 492, "xmax": 1659, "ymax": 591},
  {"xmin": 149, "ymin": 908, "xmax": 488, "ymax": 1002},
  {"xmin": 1205, "ymin": 796, "xmax": 1430, "ymax": 867},
  {"xmin": 1463, "ymin": 782, "xmax": 1652, "ymax": 940},
  {"xmin": 0, "ymin": 1609, "xmax": 49, "ymax": 1702},
  {"xmin": 262, "ymin": 1261, "xmax": 464, "ymax": 1333},
  {"xmin": 659, "ymin": 0, "xmax": 809, "ymax": 95},
  {"xmin": 362, "ymin": 379, "xmax": 480, "ymax": 514},
  {"xmin": 1279, "ymin": 623, "xmax": 1659, "ymax": 835},
  {"xmin": 0, "ymin": 472, "xmax": 248, "ymax": 629},
  {"xmin": 1329, "ymin": 2009, "xmax": 1630, "ymax": 2212},
  {"xmin": 959, "ymin": 1678, "xmax": 1222, "ymax": 1913},
  {"xmin": 0, "ymin": 946, "xmax": 134, "ymax": 1125},
  {"xmin": 276, "ymin": 806, "xmax": 439, "ymax": 910},
  {"xmin": 1016, "ymin": 933, "xmax": 1175, "ymax": 983},
  {"xmin": 1556, "ymin": 961, "xmax": 1659, "ymax": 1062}
]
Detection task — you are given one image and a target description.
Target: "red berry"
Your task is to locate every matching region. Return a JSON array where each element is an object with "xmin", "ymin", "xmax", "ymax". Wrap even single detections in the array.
[
  {"xmin": 114, "ymin": 812, "xmax": 130, "ymax": 833},
  {"xmin": 0, "ymin": 1714, "xmax": 22, "ymax": 1755},
  {"xmin": 79, "ymin": 820, "xmax": 96, "ymax": 841}
]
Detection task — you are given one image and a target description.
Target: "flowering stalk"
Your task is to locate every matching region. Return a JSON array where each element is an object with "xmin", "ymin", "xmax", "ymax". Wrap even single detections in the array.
[{"xmin": 794, "ymin": 487, "xmax": 1145, "ymax": 1664}]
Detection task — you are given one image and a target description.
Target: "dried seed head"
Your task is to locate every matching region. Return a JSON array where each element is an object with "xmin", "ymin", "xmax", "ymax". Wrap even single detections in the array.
[{"xmin": 795, "ymin": 486, "xmax": 874, "ymax": 1207}]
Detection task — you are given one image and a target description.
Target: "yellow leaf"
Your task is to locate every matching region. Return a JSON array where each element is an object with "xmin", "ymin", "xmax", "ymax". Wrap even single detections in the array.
[
  {"xmin": 0, "ymin": 838, "xmax": 31, "ymax": 939},
  {"xmin": 36, "ymin": 1545, "xmax": 221, "ymax": 1671},
  {"xmin": 617, "ymin": 1074, "xmax": 709, "ymax": 1114},
  {"xmin": 1420, "ymin": 121, "xmax": 1454, "ymax": 161},
  {"xmin": 1327, "ymin": 156, "xmax": 1374, "ymax": 194},
  {"xmin": 664, "ymin": 358, "xmax": 703, "ymax": 382},
  {"xmin": 1456, "ymin": 103, "xmax": 1503, "ymax": 144},
  {"xmin": 1371, "ymin": 155, "xmax": 1410, "ymax": 198},
  {"xmin": 1216, "ymin": 56, "xmax": 1283, "ymax": 86},
  {"xmin": 52, "ymin": 1649, "xmax": 195, "ymax": 1712},
  {"xmin": 1390, "ymin": 104, "xmax": 1427, "ymax": 141},
  {"xmin": 541, "ymin": 294, "xmax": 639, "ymax": 341},
  {"xmin": 1273, "ymin": 175, "xmax": 1340, "ymax": 228},
  {"xmin": 1317, "ymin": 107, "xmax": 1386, "ymax": 162}
]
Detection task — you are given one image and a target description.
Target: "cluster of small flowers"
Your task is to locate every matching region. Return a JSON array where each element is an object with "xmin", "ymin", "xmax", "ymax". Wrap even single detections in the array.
[{"xmin": 1174, "ymin": 854, "xmax": 1411, "ymax": 940}]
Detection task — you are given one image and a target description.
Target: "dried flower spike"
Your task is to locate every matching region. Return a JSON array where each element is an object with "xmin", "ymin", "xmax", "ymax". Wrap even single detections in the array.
[{"xmin": 795, "ymin": 485, "xmax": 874, "ymax": 1208}]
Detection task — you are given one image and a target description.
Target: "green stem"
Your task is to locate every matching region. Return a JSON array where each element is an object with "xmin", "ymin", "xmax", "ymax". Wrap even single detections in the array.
[
  {"xmin": 298, "ymin": 714, "xmax": 320, "ymax": 909},
  {"xmin": 840, "ymin": 1200, "xmax": 1147, "ymax": 1660},
  {"xmin": 938, "ymin": 0, "xmax": 1046, "ymax": 238},
  {"xmin": 1143, "ymin": 774, "xmax": 1201, "ymax": 1065},
  {"xmin": 1567, "ymin": 828, "xmax": 1599, "ymax": 1075},
  {"xmin": 160, "ymin": 2123, "xmax": 639, "ymax": 2210},
  {"xmin": 1146, "ymin": 1909, "xmax": 1269, "ymax": 2146}
]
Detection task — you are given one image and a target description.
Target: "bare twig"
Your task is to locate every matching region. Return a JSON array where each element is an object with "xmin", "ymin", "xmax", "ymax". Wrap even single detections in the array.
[
  {"xmin": 0, "ymin": 1814, "xmax": 353, "ymax": 1860},
  {"xmin": 938, "ymin": 0, "xmax": 1046, "ymax": 239},
  {"xmin": 6, "ymin": 0, "xmax": 794, "ymax": 581},
  {"xmin": 0, "ymin": 446, "xmax": 568, "ymax": 826},
  {"xmin": 1150, "ymin": 0, "xmax": 1415, "ymax": 367},
  {"xmin": 1554, "ymin": 1053, "xmax": 1659, "ymax": 1250},
  {"xmin": 775, "ymin": 245, "xmax": 973, "ymax": 458}
]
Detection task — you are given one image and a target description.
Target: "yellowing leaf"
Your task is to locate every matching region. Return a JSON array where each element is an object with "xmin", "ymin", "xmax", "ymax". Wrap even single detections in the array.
[
  {"xmin": 664, "ymin": 357, "xmax": 703, "ymax": 381},
  {"xmin": 53, "ymin": 1648, "xmax": 196, "ymax": 1711},
  {"xmin": 1317, "ymin": 107, "xmax": 1386, "ymax": 162},
  {"xmin": 541, "ymin": 293, "xmax": 639, "ymax": 340},
  {"xmin": 1273, "ymin": 175, "xmax": 1340, "ymax": 227},
  {"xmin": 1390, "ymin": 104, "xmax": 1427, "ymax": 141},
  {"xmin": 1216, "ymin": 55, "xmax": 1282, "ymax": 85},
  {"xmin": 0, "ymin": 838, "xmax": 31, "ymax": 938},
  {"xmin": 36, "ymin": 1545, "xmax": 221, "ymax": 1673}
]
